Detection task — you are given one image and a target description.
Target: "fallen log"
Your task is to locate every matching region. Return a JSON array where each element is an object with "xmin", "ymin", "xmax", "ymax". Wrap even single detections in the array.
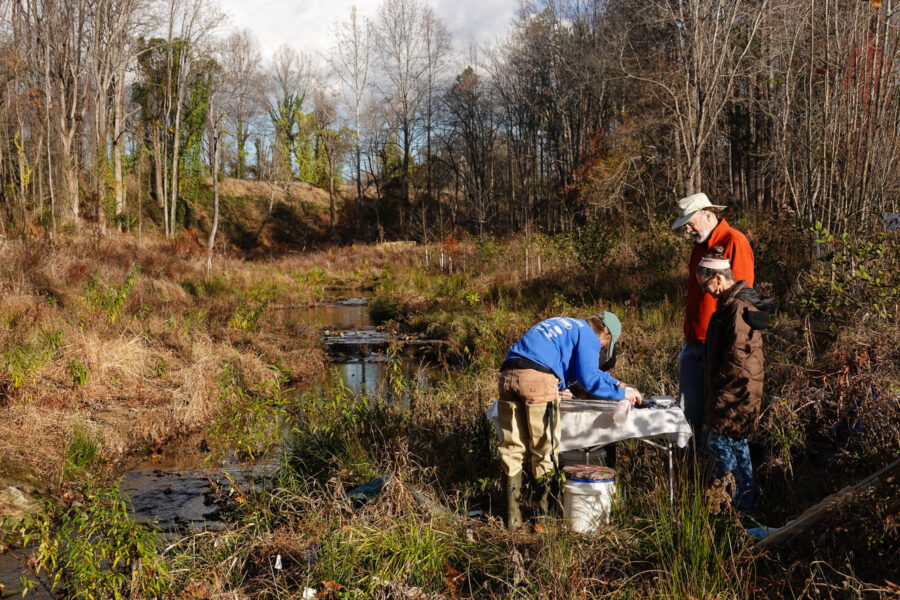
[{"xmin": 759, "ymin": 456, "xmax": 900, "ymax": 548}]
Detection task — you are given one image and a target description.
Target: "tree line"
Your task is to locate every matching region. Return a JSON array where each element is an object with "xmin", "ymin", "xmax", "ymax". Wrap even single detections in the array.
[{"xmin": 1, "ymin": 0, "xmax": 898, "ymax": 247}]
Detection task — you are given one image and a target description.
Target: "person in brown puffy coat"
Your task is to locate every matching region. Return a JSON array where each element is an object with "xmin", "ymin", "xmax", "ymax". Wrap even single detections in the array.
[{"xmin": 695, "ymin": 247, "xmax": 773, "ymax": 512}]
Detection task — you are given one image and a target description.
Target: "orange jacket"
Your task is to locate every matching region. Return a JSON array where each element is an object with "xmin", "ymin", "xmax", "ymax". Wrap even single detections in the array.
[{"xmin": 683, "ymin": 219, "xmax": 755, "ymax": 343}]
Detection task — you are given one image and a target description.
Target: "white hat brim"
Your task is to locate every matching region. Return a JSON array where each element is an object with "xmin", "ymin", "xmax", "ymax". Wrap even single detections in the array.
[{"xmin": 670, "ymin": 204, "xmax": 727, "ymax": 230}]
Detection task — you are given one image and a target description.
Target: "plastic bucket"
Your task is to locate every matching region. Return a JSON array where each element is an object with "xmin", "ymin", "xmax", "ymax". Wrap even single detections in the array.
[{"xmin": 564, "ymin": 472, "xmax": 616, "ymax": 534}]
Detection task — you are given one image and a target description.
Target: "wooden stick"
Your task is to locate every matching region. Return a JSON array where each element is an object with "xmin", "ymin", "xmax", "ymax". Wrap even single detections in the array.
[{"xmin": 759, "ymin": 456, "xmax": 900, "ymax": 547}]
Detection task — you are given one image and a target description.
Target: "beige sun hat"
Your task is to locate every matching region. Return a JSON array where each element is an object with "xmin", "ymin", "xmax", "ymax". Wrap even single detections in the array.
[{"xmin": 670, "ymin": 192, "xmax": 726, "ymax": 230}]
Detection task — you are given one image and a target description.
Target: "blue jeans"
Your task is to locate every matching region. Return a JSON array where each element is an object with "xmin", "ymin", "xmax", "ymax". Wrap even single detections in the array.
[
  {"xmin": 678, "ymin": 341, "xmax": 706, "ymax": 446},
  {"xmin": 707, "ymin": 432, "xmax": 756, "ymax": 512}
]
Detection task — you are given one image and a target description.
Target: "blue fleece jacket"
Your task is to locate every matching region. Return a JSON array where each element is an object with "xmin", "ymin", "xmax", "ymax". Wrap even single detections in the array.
[{"xmin": 505, "ymin": 317, "xmax": 625, "ymax": 400}]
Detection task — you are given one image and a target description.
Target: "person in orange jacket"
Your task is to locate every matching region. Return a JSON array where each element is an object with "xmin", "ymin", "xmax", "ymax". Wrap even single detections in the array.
[{"xmin": 671, "ymin": 193, "xmax": 754, "ymax": 447}]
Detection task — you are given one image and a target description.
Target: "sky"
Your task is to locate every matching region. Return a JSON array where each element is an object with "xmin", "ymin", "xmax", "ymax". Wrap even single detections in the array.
[{"xmin": 217, "ymin": 0, "xmax": 519, "ymax": 64}]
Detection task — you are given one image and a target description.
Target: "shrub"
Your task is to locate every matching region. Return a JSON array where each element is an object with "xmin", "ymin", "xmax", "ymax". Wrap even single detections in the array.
[
  {"xmin": 20, "ymin": 484, "xmax": 169, "ymax": 599},
  {"xmin": 799, "ymin": 223, "xmax": 900, "ymax": 322},
  {"xmin": 82, "ymin": 265, "xmax": 140, "ymax": 323},
  {"xmin": 369, "ymin": 296, "xmax": 398, "ymax": 325}
]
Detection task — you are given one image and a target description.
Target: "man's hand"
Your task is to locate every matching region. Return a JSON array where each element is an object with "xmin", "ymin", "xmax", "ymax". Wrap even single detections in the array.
[
  {"xmin": 559, "ymin": 388, "xmax": 574, "ymax": 401},
  {"xmin": 623, "ymin": 386, "xmax": 643, "ymax": 405}
]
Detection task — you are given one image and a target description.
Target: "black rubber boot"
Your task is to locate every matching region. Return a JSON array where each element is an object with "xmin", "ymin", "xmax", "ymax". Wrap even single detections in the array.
[
  {"xmin": 536, "ymin": 473, "xmax": 563, "ymax": 518},
  {"xmin": 505, "ymin": 472, "xmax": 523, "ymax": 530}
]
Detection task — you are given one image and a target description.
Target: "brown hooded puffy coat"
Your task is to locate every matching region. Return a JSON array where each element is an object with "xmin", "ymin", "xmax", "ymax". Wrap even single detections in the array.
[{"xmin": 704, "ymin": 280, "xmax": 768, "ymax": 439}]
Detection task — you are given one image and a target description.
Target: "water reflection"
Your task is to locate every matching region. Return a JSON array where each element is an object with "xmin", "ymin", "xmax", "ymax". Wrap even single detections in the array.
[
  {"xmin": 329, "ymin": 355, "xmax": 442, "ymax": 402},
  {"xmin": 286, "ymin": 297, "xmax": 373, "ymax": 331},
  {"xmin": 113, "ymin": 293, "xmax": 448, "ymax": 543}
]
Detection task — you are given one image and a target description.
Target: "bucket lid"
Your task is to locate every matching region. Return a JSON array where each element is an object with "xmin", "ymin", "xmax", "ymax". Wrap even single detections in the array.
[{"xmin": 563, "ymin": 464, "xmax": 616, "ymax": 482}]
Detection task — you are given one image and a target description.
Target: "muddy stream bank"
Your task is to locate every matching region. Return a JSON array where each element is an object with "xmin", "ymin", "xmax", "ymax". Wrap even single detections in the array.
[
  {"xmin": 122, "ymin": 294, "xmax": 447, "ymax": 532},
  {"xmin": 1, "ymin": 293, "xmax": 449, "ymax": 596}
]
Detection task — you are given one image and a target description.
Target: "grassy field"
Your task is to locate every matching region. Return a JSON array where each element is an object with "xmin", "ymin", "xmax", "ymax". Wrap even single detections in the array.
[{"xmin": 1, "ymin": 215, "xmax": 898, "ymax": 598}]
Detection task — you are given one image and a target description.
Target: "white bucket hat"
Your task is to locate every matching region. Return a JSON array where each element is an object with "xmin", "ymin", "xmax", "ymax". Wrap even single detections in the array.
[{"xmin": 671, "ymin": 193, "xmax": 726, "ymax": 230}]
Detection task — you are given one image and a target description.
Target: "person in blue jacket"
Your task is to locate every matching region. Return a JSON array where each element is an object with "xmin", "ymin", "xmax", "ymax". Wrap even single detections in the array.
[{"xmin": 498, "ymin": 312, "xmax": 643, "ymax": 528}]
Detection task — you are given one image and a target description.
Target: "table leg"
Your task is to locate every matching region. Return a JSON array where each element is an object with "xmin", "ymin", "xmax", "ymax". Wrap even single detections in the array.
[{"xmin": 668, "ymin": 443, "xmax": 674, "ymax": 506}]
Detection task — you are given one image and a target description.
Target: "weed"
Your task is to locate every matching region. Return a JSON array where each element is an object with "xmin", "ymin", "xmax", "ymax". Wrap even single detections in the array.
[
  {"xmin": 208, "ymin": 361, "xmax": 295, "ymax": 462},
  {"xmin": 2, "ymin": 329, "xmax": 62, "ymax": 389},
  {"xmin": 315, "ymin": 516, "xmax": 468, "ymax": 593},
  {"xmin": 637, "ymin": 470, "xmax": 751, "ymax": 599},
  {"xmin": 20, "ymin": 483, "xmax": 169, "ymax": 598},
  {"xmin": 182, "ymin": 276, "xmax": 231, "ymax": 298},
  {"xmin": 294, "ymin": 266, "xmax": 328, "ymax": 285},
  {"xmin": 82, "ymin": 265, "xmax": 140, "ymax": 323},
  {"xmin": 62, "ymin": 425, "xmax": 99, "ymax": 480},
  {"xmin": 228, "ymin": 299, "xmax": 270, "ymax": 331},
  {"xmin": 69, "ymin": 358, "xmax": 89, "ymax": 387},
  {"xmin": 284, "ymin": 384, "xmax": 382, "ymax": 486}
]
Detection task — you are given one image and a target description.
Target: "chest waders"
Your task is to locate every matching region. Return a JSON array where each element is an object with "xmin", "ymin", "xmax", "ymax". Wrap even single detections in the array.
[{"xmin": 537, "ymin": 398, "xmax": 562, "ymax": 517}]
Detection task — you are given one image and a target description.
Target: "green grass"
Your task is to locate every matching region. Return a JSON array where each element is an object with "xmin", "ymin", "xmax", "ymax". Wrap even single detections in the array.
[
  {"xmin": 62, "ymin": 425, "xmax": 100, "ymax": 480},
  {"xmin": 2, "ymin": 329, "xmax": 62, "ymax": 389},
  {"xmin": 638, "ymin": 472, "xmax": 750, "ymax": 599}
]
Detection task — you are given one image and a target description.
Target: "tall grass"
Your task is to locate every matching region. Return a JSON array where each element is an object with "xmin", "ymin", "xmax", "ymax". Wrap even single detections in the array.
[
  {"xmin": 61, "ymin": 424, "xmax": 100, "ymax": 481},
  {"xmin": 638, "ymin": 471, "xmax": 751, "ymax": 599}
]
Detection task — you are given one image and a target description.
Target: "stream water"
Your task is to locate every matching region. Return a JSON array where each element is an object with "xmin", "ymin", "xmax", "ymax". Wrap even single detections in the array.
[
  {"xmin": 0, "ymin": 293, "xmax": 447, "ymax": 596},
  {"xmin": 122, "ymin": 294, "xmax": 444, "ymax": 533}
]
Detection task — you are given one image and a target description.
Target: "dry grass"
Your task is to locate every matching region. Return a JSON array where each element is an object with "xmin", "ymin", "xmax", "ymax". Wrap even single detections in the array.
[
  {"xmin": 0, "ymin": 234, "xmax": 343, "ymax": 501},
  {"xmin": 216, "ymin": 177, "xmax": 331, "ymax": 209}
]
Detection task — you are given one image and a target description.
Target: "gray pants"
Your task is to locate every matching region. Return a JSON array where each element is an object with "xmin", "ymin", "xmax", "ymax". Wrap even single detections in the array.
[{"xmin": 678, "ymin": 341, "xmax": 706, "ymax": 447}]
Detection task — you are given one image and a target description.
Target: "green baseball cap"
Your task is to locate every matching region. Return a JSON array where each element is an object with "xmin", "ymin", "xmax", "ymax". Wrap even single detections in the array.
[{"xmin": 596, "ymin": 311, "xmax": 621, "ymax": 355}]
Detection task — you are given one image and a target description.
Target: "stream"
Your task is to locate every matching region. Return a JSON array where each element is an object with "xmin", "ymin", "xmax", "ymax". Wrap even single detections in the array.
[
  {"xmin": 0, "ymin": 293, "xmax": 447, "ymax": 596},
  {"xmin": 122, "ymin": 294, "xmax": 445, "ymax": 532}
]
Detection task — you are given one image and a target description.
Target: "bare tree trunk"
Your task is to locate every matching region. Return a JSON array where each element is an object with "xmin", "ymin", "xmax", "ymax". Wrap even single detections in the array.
[
  {"xmin": 255, "ymin": 186, "xmax": 276, "ymax": 241},
  {"xmin": 169, "ymin": 99, "xmax": 183, "ymax": 236},
  {"xmin": 43, "ymin": 42, "xmax": 57, "ymax": 241},
  {"xmin": 59, "ymin": 135, "xmax": 80, "ymax": 222},
  {"xmin": 152, "ymin": 126, "xmax": 168, "ymax": 234},
  {"xmin": 113, "ymin": 75, "xmax": 126, "ymax": 217},
  {"xmin": 207, "ymin": 129, "xmax": 220, "ymax": 269}
]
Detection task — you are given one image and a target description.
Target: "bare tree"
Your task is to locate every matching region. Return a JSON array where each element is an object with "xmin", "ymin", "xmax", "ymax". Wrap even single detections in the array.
[
  {"xmin": 220, "ymin": 28, "xmax": 262, "ymax": 179},
  {"xmin": 313, "ymin": 88, "xmax": 349, "ymax": 233},
  {"xmin": 88, "ymin": 0, "xmax": 152, "ymax": 224},
  {"xmin": 329, "ymin": 5, "xmax": 372, "ymax": 232},
  {"xmin": 163, "ymin": 0, "xmax": 222, "ymax": 237},
  {"xmin": 418, "ymin": 5, "xmax": 449, "ymax": 244},
  {"xmin": 265, "ymin": 44, "xmax": 312, "ymax": 182},
  {"xmin": 376, "ymin": 0, "xmax": 428, "ymax": 225},
  {"xmin": 205, "ymin": 43, "xmax": 230, "ymax": 268},
  {"xmin": 26, "ymin": 0, "xmax": 91, "ymax": 224},
  {"xmin": 764, "ymin": 0, "xmax": 900, "ymax": 232},
  {"xmin": 621, "ymin": 0, "xmax": 769, "ymax": 194}
]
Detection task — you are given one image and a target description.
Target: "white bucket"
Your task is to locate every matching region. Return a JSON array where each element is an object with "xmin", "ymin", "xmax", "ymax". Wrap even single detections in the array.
[{"xmin": 564, "ymin": 474, "xmax": 616, "ymax": 534}]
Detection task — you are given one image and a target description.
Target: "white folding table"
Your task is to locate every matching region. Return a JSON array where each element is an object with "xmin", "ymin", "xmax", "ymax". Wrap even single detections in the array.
[{"xmin": 487, "ymin": 399, "xmax": 693, "ymax": 504}]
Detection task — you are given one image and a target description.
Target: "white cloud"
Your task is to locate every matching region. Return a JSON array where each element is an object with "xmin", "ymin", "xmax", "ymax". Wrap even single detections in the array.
[{"xmin": 218, "ymin": 0, "xmax": 517, "ymax": 62}]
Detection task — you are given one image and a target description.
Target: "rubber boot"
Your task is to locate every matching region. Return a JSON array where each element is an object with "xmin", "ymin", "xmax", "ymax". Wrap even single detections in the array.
[
  {"xmin": 505, "ymin": 472, "xmax": 523, "ymax": 530},
  {"xmin": 536, "ymin": 473, "xmax": 562, "ymax": 518}
]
